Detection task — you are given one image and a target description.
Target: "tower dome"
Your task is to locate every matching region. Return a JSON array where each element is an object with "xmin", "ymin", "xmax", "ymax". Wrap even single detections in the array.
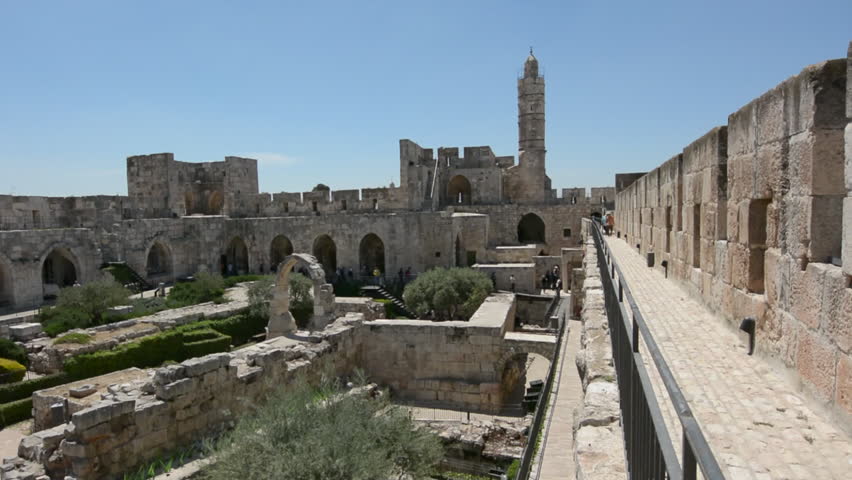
[{"xmin": 524, "ymin": 49, "xmax": 539, "ymax": 78}]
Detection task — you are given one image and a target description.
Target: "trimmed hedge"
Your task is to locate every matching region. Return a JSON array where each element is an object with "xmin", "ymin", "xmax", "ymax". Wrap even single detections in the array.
[
  {"xmin": 197, "ymin": 314, "xmax": 267, "ymax": 345},
  {"xmin": 0, "ymin": 398, "xmax": 33, "ymax": 428},
  {"xmin": 185, "ymin": 335, "xmax": 232, "ymax": 359},
  {"xmin": 64, "ymin": 327, "xmax": 232, "ymax": 379},
  {"xmin": 0, "ymin": 372, "xmax": 70, "ymax": 404},
  {"xmin": 0, "ymin": 359, "xmax": 26, "ymax": 384}
]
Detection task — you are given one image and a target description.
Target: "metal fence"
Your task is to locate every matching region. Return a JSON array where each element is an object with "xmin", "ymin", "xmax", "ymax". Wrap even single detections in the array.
[
  {"xmin": 514, "ymin": 305, "xmax": 566, "ymax": 480},
  {"xmin": 590, "ymin": 220, "xmax": 725, "ymax": 480}
]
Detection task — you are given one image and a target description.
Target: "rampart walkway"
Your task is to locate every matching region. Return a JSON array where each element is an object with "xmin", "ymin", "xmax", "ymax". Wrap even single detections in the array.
[
  {"xmin": 534, "ymin": 300, "xmax": 583, "ymax": 479},
  {"xmin": 605, "ymin": 236, "xmax": 852, "ymax": 479}
]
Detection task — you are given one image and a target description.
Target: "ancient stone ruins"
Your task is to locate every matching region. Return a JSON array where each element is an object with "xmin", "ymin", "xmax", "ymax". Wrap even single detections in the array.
[{"xmin": 0, "ymin": 42, "xmax": 851, "ymax": 479}]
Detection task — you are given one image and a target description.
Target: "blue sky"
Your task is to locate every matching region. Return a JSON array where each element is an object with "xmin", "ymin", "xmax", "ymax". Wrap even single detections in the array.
[{"xmin": 1, "ymin": 1, "xmax": 850, "ymax": 196}]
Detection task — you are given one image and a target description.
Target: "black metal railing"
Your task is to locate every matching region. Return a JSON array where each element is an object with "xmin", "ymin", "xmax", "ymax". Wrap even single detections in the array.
[
  {"xmin": 590, "ymin": 219, "xmax": 724, "ymax": 480},
  {"xmin": 514, "ymin": 300, "xmax": 566, "ymax": 480}
]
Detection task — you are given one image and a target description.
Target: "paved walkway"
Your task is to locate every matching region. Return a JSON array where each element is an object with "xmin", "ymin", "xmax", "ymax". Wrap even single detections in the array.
[
  {"xmin": 534, "ymin": 304, "xmax": 584, "ymax": 479},
  {"xmin": 605, "ymin": 237, "xmax": 852, "ymax": 479}
]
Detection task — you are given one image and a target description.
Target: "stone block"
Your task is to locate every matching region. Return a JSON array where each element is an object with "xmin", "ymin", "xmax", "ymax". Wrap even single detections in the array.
[
  {"xmin": 9, "ymin": 323, "xmax": 42, "ymax": 341},
  {"xmin": 729, "ymin": 243, "xmax": 749, "ymax": 291},
  {"xmin": 791, "ymin": 263, "xmax": 827, "ymax": 330},
  {"xmin": 846, "ymin": 124, "xmax": 852, "ymax": 194},
  {"xmin": 155, "ymin": 378, "xmax": 193, "ymax": 401},
  {"xmin": 576, "ymin": 380, "xmax": 620, "ymax": 428},
  {"xmin": 786, "ymin": 59, "xmax": 847, "ymax": 135},
  {"xmin": 754, "ymin": 141, "xmax": 783, "ymax": 199},
  {"xmin": 574, "ymin": 425, "xmax": 627, "ymax": 480},
  {"xmin": 796, "ymin": 326, "xmax": 837, "ymax": 404},
  {"xmin": 728, "ymin": 101, "xmax": 756, "ymax": 156},
  {"xmin": 755, "ymin": 84, "xmax": 786, "ymax": 145},
  {"xmin": 836, "ymin": 353, "xmax": 852, "ymax": 417},
  {"xmin": 845, "ymin": 197, "xmax": 852, "ymax": 277},
  {"xmin": 788, "ymin": 130, "xmax": 846, "ymax": 196},
  {"xmin": 809, "ymin": 195, "xmax": 844, "ymax": 263},
  {"xmin": 821, "ymin": 270, "xmax": 851, "ymax": 354}
]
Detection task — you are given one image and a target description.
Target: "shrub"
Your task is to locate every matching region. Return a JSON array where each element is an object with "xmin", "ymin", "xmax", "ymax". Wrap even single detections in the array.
[
  {"xmin": 204, "ymin": 375, "xmax": 443, "ymax": 480},
  {"xmin": 247, "ymin": 277, "xmax": 275, "ymax": 319},
  {"xmin": 56, "ymin": 279, "xmax": 131, "ymax": 324},
  {"xmin": 40, "ymin": 307, "xmax": 91, "ymax": 337},
  {"xmin": 166, "ymin": 272, "xmax": 225, "ymax": 308},
  {"xmin": 202, "ymin": 314, "xmax": 267, "ymax": 345},
  {"xmin": 403, "ymin": 267, "xmax": 492, "ymax": 321},
  {"xmin": 505, "ymin": 459, "xmax": 520, "ymax": 479},
  {"xmin": 0, "ymin": 339, "xmax": 28, "ymax": 367},
  {"xmin": 0, "ymin": 359, "xmax": 26, "ymax": 384},
  {"xmin": 0, "ymin": 372, "xmax": 70, "ymax": 404},
  {"xmin": 0, "ymin": 398, "xmax": 33, "ymax": 428}
]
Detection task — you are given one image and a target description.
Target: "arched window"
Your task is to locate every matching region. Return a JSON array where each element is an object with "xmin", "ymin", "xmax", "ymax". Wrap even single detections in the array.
[
  {"xmin": 270, "ymin": 235, "xmax": 294, "ymax": 272},
  {"xmin": 146, "ymin": 242, "xmax": 173, "ymax": 280},
  {"xmin": 517, "ymin": 213, "xmax": 546, "ymax": 243},
  {"xmin": 225, "ymin": 237, "xmax": 249, "ymax": 275},
  {"xmin": 447, "ymin": 175, "xmax": 472, "ymax": 205},
  {"xmin": 359, "ymin": 233, "xmax": 385, "ymax": 275},
  {"xmin": 312, "ymin": 234, "xmax": 337, "ymax": 280}
]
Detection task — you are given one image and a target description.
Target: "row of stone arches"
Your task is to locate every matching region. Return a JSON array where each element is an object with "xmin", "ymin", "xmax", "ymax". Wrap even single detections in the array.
[{"xmin": 219, "ymin": 233, "xmax": 387, "ymax": 280}]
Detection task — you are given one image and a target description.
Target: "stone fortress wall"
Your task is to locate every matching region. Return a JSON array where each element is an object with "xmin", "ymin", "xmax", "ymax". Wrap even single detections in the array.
[
  {"xmin": 0, "ymin": 52, "xmax": 613, "ymax": 311},
  {"xmin": 613, "ymin": 42, "xmax": 852, "ymax": 427}
]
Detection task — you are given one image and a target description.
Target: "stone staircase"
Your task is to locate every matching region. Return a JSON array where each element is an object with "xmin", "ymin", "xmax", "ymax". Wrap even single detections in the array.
[
  {"xmin": 359, "ymin": 285, "xmax": 417, "ymax": 319},
  {"xmin": 101, "ymin": 262, "xmax": 152, "ymax": 294}
]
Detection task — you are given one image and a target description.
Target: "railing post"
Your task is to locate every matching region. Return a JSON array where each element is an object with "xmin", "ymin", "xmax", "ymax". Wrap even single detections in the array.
[
  {"xmin": 632, "ymin": 313, "xmax": 639, "ymax": 354},
  {"xmin": 683, "ymin": 431, "xmax": 697, "ymax": 480}
]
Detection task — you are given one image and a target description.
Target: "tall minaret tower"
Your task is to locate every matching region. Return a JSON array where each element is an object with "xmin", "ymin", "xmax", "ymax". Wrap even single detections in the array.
[
  {"xmin": 518, "ymin": 49, "xmax": 546, "ymax": 163},
  {"xmin": 511, "ymin": 49, "xmax": 548, "ymax": 203}
]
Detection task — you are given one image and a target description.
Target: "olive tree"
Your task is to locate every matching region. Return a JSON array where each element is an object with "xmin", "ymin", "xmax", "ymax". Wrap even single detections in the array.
[
  {"xmin": 203, "ymin": 375, "xmax": 443, "ymax": 480},
  {"xmin": 402, "ymin": 267, "xmax": 492, "ymax": 321}
]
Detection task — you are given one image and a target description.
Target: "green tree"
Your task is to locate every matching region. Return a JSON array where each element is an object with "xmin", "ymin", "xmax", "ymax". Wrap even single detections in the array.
[
  {"xmin": 55, "ymin": 279, "xmax": 131, "ymax": 324},
  {"xmin": 203, "ymin": 375, "xmax": 443, "ymax": 480},
  {"xmin": 167, "ymin": 272, "xmax": 226, "ymax": 307},
  {"xmin": 403, "ymin": 267, "xmax": 492, "ymax": 321}
]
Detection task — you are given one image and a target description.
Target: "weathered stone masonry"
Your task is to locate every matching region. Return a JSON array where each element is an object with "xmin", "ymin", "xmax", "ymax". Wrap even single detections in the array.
[{"xmin": 614, "ymin": 43, "xmax": 852, "ymax": 429}]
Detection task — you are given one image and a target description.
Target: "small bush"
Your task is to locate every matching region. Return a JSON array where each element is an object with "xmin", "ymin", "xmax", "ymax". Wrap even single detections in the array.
[
  {"xmin": 403, "ymin": 267, "xmax": 492, "ymax": 321},
  {"xmin": 167, "ymin": 272, "xmax": 225, "ymax": 308},
  {"xmin": 505, "ymin": 459, "xmax": 520, "ymax": 479},
  {"xmin": 40, "ymin": 307, "xmax": 92, "ymax": 337},
  {"xmin": 0, "ymin": 373, "xmax": 70, "ymax": 404},
  {"xmin": 0, "ymin": 398, "xmax": 33, "ymax": 428},
  {"xmin": 0, "ymin": 359, "xmax": 26, "ymax": 384},
  {"xmin": 56, "ymin": 279, "xmax": 132, "ymax": 324},
  {"xmin": 0, "ymin": 339, "xmax": 28, "ymax": 367}
]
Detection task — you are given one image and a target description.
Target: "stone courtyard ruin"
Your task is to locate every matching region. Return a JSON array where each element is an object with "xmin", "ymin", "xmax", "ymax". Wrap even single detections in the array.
[{"xmin": 0, "ymin": 42, "xmax": 851, "ymax": 480}]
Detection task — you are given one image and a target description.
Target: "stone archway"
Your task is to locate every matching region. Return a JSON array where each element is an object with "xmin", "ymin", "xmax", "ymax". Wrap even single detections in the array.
[
  {"xmin": 270, "ymin": 235, "xmax": 294, "ymax": 272},
  {"xmin": 208, "ymin": 191, "xmax": 224, "ymax": 215},
  {"xmin": 358, "ymin": 233, "xmax": 385, "ymax": 276},
  {"xmin": 447, "ymin": 175, "xmax": 472, "ymax": 205},
  {"xmin": 41, "ymin": 247, "xmax": 79, "ymax": 299},
  {"xmin": 518, "ymin": 213, "xmax": 546, "ymax": 244},
  {"xmin": 146, "ymin": 241, "xmax": 173, "ymax": 281},
  {"xmin": 312, "ymin": 234, "xmax": 337, "ymax": 280},
  {"xmin": 225, "ymin": 237, "xmax": 249, "ymax": 275},
  {"xmin": 267, "ymin": 253, "xmax": 336, "ymax": 337}
]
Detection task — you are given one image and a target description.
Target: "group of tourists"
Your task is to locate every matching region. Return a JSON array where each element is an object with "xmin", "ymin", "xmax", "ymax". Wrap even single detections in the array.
[{"xmin": 541, "ymin": 265, "xmax": 562, "ymax": 294}]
